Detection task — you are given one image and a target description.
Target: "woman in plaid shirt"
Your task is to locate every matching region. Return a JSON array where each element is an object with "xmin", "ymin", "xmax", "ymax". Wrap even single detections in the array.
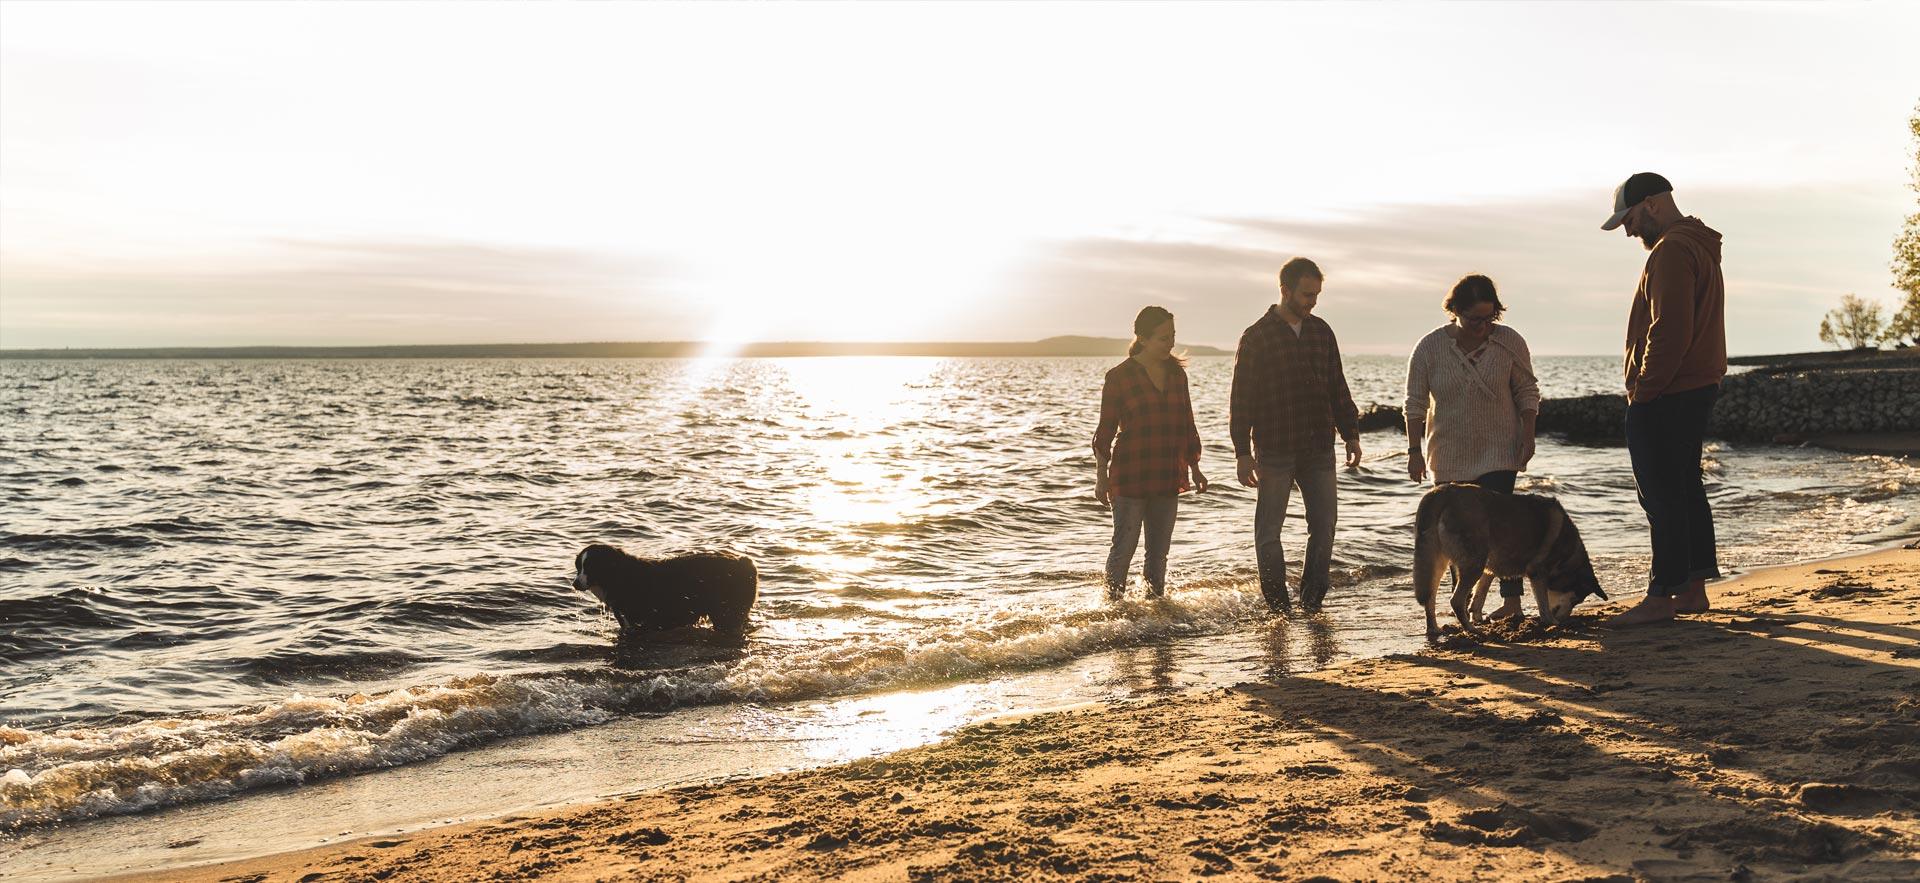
[{"xmin": 1093, "ymin": 306, "xmax": 1209, "ymax": 599}]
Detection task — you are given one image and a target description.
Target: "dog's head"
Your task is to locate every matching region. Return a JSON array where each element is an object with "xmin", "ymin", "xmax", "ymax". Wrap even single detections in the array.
[
  {"xmin": 1536, "ymin": 503, "xmax": 1607, "ymax": 625},
  {"xmin": 571, "ymin": 543, "xmax": 621, "ymax": 602}
]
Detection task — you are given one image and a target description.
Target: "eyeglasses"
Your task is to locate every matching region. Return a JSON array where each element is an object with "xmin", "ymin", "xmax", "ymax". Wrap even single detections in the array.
[{"xmin": 1458, "ymin": 314, "xmax": 1497, "ymax": 327}]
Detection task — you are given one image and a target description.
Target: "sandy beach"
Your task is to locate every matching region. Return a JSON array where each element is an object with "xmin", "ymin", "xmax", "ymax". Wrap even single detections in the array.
[{"xmin": 113, "ymin": 545, "xmax": 1919, "ymax": 883}]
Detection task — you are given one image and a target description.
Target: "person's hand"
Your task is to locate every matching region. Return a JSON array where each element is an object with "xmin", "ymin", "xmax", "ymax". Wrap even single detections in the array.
[
  {"xmin": 1518, "ymin": 435, "xmax": 1536, "ymax": 470},
  {"xmin": 1344, "ymin": 437, "xmax": 1363, "ymax": 470},
  {"xmin": 1190, "ymin": 464, "xmax": 1210, "ymax": 493},
  {"xmin": 1408, "ymin": 449, "xmax": 1426, "ymax": 484},
  {"xmin": 1095, "ymin": 473, "xmax": 1112, "ymax": 507},
  {"xmin": 1236, "ymin": 454, "xmax": 1260, "ymax": 488}
]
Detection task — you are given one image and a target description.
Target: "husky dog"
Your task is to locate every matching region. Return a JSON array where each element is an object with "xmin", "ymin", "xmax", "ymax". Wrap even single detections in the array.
[
  {"xmin": 571, "ymin": 544, "xmax": 758, "ymax": 636},
  {"xmin": 1413, "ymin": 484, "xmax": 1607, "ymax": 640}
]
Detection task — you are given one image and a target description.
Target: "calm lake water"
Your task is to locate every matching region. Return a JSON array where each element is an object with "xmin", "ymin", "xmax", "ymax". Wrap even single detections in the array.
[{"xmin": 3, "ymin": 356, "xmax": 1916, "ymax": 837}]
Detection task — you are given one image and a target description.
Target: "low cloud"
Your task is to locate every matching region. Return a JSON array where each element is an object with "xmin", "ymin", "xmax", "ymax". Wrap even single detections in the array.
[
  {"xmin": 0, "ymin": 239, "xmax": 686, "ymax": 347},
  {"xmin": 1000, "ymin": 184, "xmax": 1908, "ymax": 356},
  {"xmin": 1, "ymin": 184, "xmax": 1905, "ymax": 354}
]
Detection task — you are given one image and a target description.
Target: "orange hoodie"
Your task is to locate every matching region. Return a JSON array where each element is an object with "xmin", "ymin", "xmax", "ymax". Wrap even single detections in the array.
[{"xmin": 1624, "ymin": 217, "xmax": 1727, "ymax": 403}]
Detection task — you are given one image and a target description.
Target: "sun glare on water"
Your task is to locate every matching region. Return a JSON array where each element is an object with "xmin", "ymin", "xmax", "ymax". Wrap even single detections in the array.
[
  {"xmin": 794, "ymin": 683, "xmax": 995, "ymax": 764},
  {"xmin": 783, "ymin": 357, "xmax": 945, "ymax": 530}
]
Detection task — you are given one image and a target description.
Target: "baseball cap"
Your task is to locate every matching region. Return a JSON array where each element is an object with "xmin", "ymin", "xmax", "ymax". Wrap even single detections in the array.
[{"xmin": 1600, "ymin": 172, "xmax": 1673, "ymax": 230}]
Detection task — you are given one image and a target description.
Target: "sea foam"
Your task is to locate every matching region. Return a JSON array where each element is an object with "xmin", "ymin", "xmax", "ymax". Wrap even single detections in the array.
[{"xmin": 1, "ymin": 582, "xmax": 1263, "ymax": 828}]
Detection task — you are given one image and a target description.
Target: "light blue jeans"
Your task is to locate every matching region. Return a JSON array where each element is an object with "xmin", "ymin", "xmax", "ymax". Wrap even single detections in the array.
[{"xmin": 1106, "ymin": 495, "xmax": 1179, "ymax": 597}]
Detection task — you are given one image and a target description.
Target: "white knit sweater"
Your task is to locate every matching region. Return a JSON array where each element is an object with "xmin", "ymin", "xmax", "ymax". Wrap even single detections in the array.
[{"xmin": 1404, "ymin": 324, "xmax": 1541, "ymax": 483}]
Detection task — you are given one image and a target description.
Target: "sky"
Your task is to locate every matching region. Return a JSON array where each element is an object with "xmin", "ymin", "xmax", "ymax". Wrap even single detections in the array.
[{"xmin": 2, "ymin": 1, "xmax": 1916, "ymax": 354}]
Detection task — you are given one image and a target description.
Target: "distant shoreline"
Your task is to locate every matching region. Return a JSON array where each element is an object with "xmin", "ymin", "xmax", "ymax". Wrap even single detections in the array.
[
  {"xmin": 4, "ymin": 340, "xmax": 1902, "ymax": 362},
  {"xmin": 0, "ymin": 336, "xmax": 1235, "ymax": 359}
]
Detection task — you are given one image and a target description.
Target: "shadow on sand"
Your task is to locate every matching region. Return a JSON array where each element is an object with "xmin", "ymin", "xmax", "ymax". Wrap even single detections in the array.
[{"xmin": 1236, "ymin": 611, "xmax": 1920, "ymax": 880}]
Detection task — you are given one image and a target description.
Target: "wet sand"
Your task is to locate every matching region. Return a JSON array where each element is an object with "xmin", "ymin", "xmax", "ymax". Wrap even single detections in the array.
[{"xmin": 128, "ymin": 546, "xmax": 1920, "ymax": 881}]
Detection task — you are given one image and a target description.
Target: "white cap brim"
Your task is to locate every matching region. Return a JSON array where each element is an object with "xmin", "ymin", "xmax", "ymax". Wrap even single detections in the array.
[{"xmin": 1600, "ymin": 207, "xmax": 1631, "ymax": 231}]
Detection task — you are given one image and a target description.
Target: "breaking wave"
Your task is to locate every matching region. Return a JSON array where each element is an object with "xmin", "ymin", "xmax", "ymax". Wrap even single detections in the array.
[{"xmin": 1, "ymin": 581, "xmax": 1264, "ymax": 828}]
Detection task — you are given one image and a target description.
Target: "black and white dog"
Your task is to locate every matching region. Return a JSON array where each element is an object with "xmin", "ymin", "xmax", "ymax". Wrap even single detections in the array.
[{"xmin": 571, "ymin": 544, "xmax": 758, "ymax": 636}]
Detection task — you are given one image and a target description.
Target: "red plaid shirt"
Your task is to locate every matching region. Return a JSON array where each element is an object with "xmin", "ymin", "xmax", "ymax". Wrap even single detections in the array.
[
  {"xmin": 1093, "ymin": 358, "xmax": 1203, "ymax": 498},
  {"xmin": 1230, "ymin": 307, "xmax": 1360, "ymax": 462}
]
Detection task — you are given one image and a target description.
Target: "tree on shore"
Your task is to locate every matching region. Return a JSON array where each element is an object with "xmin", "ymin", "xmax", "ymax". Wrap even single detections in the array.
[
  {"xmin": 1819, "ymin": 294, "xmax": 1885, "ymax": 349},
  {"xmin": 1887, "ymin": 292, "xmax": 1920, "ymax": 347},
  {"xmin": 1890, "ymin": 100, "xmax": 1920, "ymax": 347}
]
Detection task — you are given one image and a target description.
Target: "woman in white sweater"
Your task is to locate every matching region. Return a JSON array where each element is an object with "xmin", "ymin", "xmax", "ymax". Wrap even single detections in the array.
[{"xmin": 1405, "ymin": 274, "xmax": 1542, "ymax": 621}]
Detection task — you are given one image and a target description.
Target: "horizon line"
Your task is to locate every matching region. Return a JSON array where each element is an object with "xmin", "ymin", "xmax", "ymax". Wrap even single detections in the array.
[{"xmin": 0, "ymin": 334, "xmax": 1694, "ymax": 361}]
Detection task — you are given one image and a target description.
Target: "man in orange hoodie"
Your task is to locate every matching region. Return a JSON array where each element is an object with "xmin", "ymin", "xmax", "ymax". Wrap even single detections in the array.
[{"xmin": 1601, "ymin": 173, "xmax": 1727, "ymax": 626}]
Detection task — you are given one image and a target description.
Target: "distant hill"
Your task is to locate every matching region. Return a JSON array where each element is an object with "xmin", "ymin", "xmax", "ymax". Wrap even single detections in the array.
[{"xmin": 0, "ymin": 336, "xmax": 1235, "ymax": 360}]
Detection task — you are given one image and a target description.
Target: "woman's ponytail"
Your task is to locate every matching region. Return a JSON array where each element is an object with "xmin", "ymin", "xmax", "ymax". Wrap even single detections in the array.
[{"xmin": 1130, "ymin": 306, "xmax": 1174, "ymax": 357}]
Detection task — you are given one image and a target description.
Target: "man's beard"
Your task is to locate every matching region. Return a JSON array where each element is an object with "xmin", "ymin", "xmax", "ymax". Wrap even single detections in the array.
[{"xmin": 1635, "ymin": 231, "xmax": 1657, "ymax": 252}]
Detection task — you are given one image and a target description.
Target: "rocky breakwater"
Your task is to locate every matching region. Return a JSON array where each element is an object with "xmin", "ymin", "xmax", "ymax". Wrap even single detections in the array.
[
  {"xmin": 1358, "ymin": 397, "xmax": 1628, "ymax": 442},
  {"xmin": 1711, "ymin": 363, "xmax": 1920, "ymax": 442},
  {"xmin": 1356, "ymin": 352, "xmax": 1920, "ymax": 446}
]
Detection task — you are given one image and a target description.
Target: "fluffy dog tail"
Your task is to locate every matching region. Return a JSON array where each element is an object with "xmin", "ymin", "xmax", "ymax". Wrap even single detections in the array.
[{"xmin": 1412, "ymin": 489, "xmax": 1447, "ymax": 609}]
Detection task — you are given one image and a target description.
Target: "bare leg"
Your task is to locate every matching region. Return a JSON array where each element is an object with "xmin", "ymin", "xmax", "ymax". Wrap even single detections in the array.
[
  {"xmin": 1673, "ymin": 578, "xmax": 1711, "ymax": 614},
  {"xmin": 1609, "ymin": 592, "xmax": 1678, "ymax": 626},
  {"xmin": 1488, "ymin": 592, "xmax": 1523, "ymax": 622}
]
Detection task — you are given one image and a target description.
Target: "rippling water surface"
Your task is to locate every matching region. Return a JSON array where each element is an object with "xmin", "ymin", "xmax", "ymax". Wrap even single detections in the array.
[{"xmin": 2, "ymin": 356, "xmax": 1915, "ymax": 832}]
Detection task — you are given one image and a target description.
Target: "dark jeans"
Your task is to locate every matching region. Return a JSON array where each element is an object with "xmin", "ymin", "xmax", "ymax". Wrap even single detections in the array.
[
  {"xmin": 1626, "ymin": 383, "xmax": 1721, "ymax": 597},
  {"xmin": 1467, "ymin": 469, "xmax": 1524, "ymax": 600}
]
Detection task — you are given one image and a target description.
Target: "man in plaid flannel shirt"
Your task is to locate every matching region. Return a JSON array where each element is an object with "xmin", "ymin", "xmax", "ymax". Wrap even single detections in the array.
[{"xmin": 1230, "ymin": 257, "xmax": 1362, "ymax": 611}]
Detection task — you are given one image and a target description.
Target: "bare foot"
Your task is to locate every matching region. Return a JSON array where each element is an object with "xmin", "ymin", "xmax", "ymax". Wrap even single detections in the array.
[
  {"xmin": 1609, "ymin": 593, "xmax": 1677, "ymax": 626},
  {"xmin": 1488, "ymin": 599, "xmax": 1523, "ymax": 622},
  {"xmin": 1674, "ymin": 581, "xmax": 1711, "ymax": 614}
]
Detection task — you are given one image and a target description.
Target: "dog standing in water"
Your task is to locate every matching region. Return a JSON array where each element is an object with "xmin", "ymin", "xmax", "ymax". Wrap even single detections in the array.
[
  {"xmin": 1413, "ymin": 484, "xmax": 1607, "ymax": 640},
  {"xmin": 571, "ymin": 544, "xmax": 758, "ymax": 636}
]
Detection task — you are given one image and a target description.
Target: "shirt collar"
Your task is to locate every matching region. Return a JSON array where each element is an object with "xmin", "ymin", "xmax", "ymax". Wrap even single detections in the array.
[{"xmin": 1263, "ymin": 305, "xmax": 1314, "ymax": 332}]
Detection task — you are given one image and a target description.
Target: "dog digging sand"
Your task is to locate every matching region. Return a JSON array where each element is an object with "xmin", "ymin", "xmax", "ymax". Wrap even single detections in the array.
[
  {"xmin": 1413, "ymin": 483, "xmax": 1608, "ymax": 640},
  {"xmin": 130, "ymin": 546, "xmax": 1920, "ymax": 883}
]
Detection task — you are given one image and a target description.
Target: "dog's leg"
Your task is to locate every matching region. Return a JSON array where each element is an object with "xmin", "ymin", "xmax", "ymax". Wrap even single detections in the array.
[
  {"xmin": 1414, "ymin": 527, "xmax": 1448, "ymax": 641},
  {"xmin": 1450, "ymin": 554, "xmax": 1487, "ymax": 636},
  {"xmin": 1530, "ymin": 576, "xmax": 1555, "ymax": 628},
  {"xmin": 1469, "ymin": 571, "xmax": 1496, "ymax": 623}
]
